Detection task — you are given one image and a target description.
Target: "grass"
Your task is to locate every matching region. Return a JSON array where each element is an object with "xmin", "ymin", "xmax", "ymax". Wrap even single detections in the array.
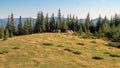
[{"xmin": 0, "ymin": 33, "xmax": 120, "ymax": 68}]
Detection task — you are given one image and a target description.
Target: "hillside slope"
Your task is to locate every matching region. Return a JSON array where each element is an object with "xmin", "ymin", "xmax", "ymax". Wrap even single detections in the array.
[{"xmin": 0, "ymin": 33, "xmax": 120, "ymax": 68}]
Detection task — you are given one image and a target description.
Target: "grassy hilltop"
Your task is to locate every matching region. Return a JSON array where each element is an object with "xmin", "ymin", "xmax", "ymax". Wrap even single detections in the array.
[{"xmin": 0, "ymin": 33, "xmax": 120, "ymax": 68}]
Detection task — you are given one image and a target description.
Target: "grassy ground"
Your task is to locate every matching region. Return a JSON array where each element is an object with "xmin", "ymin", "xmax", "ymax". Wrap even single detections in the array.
[{"xmin": 0, "ymin": 33, "xmax": 120, "ymax": 68}]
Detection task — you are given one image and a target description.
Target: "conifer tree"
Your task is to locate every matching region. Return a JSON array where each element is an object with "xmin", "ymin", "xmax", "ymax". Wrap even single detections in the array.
[
  {"xmin": 24, "ymin": 19, "xmax": 29, "ymax": 35},
  {"xmin": 28, "ymin": 17, "xmax": 33, "ymax": 34},
  {"xmin": 50, "ymin": 13, "xmax": 55, "ymax": 30},
  {"xmin": 45, "ymin": 13, "xmax": 50, "ymax": 32},
  {"xmin": 4, "ymin": 29, "xmax": 9, "ymax": 40},
  {"xmin": 0, "ymin": 26, "xmax": 4, "ymax": 39},
  {"xmin": 18, "ymin": 16, "xmax": 23, "ymax": 35}
]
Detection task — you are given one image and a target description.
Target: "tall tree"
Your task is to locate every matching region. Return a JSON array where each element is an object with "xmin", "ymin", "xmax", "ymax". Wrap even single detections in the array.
[
  {"xmin": 96, "ymin": 15, "xmax": 102, "ymax": 31},
  {"xmin": 58, "ymin": 9, "xmax": 61, "ymax": 29},
  {"xmin": 34, "ymin": 12, "xmax": 41, "ymax": 33},
  {"xmin": 4, "ymin": 29, "xmax": 9, "ymax": 40},
  {"xmin": 24, "ymin": 19, "xmax": 29, "ymax": 35},
  {"xmin": 11, "ymin": 13, "xmax": 16, "ymax": 36},
  {"xmin": 18, "ymin": 16, "xmax": 23, "ymax": 35},
  {"xmin": 45, "ymin": 13, "xmax": 50, "ymax": 32},
  {"xmin": 61, "ymin": 17, "xmax": 68, "ymax": 32},
  {"xmin": 6, "ymin": 15, "xmax": 11, "ymax": 37},
  {"xmin": 28, "ymin": 17, "xmax": 33, "ymax": 34},
  {"xmin": 0, "ymin": 25, "xmax": 4, "ymax": 39},
  {"xmin": 50, "ymin": 13, "xmax": 56, "ymax": 30}
]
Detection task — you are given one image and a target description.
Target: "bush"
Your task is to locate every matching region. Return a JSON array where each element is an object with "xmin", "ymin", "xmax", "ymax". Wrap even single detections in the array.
[
  {"xmin": 13, "ymin": 47, "xmax": 20, "ymax": 50},
  {"xmin": 64, "ymin": 48, "xmax": 73, "ymax": 52},
  {"xmin": 57, "ymin": 45, "xmax": 63, "ymax": 47},
  {"xmin": 72, "ymin": 51, "xmax": 81, "ymax": 55},
  {"xmin": 92, "ymin": 56, "xmax": 104, "ymax": 60},
  {"xmin": 109, "ymin": 54, "xmax": 120, "ymax": 57},
  {"xmin": 42, "ymin": 43, "xmax": 53, "ymax": 46},
  {"xmin": 108, "ymin": 42, "xmax": 120, "ymax": 48},
  {"xmin": 90, "ymin": 41, "xmax": 96, "ymax": 43},
  {"xmin": 0, "ymin": 50, "xmax": 9, "ymax": 54},
  {"xmin": 77, "ymin": 43, "xmax": 84, "ymax": 46}
]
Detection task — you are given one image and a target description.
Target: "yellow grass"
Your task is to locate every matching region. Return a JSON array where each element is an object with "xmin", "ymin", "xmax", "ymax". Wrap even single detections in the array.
[{"xmin": 0, "ymin": 33, "xmax": 120, "ymax": 68}]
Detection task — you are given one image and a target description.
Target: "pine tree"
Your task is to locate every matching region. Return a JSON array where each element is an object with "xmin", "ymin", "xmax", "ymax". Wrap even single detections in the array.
[
  {"xmin": 24, "ymin": 19, "xmax": 29, "ymax": 35},
  {"xmin": 50, "ymin": 13, "xmax": 56, "ymax": 31},
  {"xmin": 61, "ymin": 17, "xmax": 68, "ymax": 32},
  {"xmin": 4, "ymin": 29, "xmax": 9, "ymax": 40},
  {"xmin": 34, "ymin": 12, "xmax": 41, "ymax": 33},
  {"xmin": 10, "ymin": 13, "xmax": 16, "ymax": 36},
  {"xmin": 0, "ymin": 26, "xmax": 4, "ymax": 39},
  {"xmin": 6, "ymin": 15, "xmax": 11, "ymax": 37},
  {"xmin": 18, "ymin": 16, "xmax": 23, "ymax": 35},
  {"xmin": 45, "ymin": 13, "xmax": 50, "ymax": 32},
  {"xmin": 58, "ymin": 9, "xmax": 61, "ymax": 29},
  {"xmin": 96, "ymin": 15, "xmax": 102, "ymax": 31},
  {"xmin": 40, "ymin": 11, "xmax": 45, "ymax": 32},
  {"xmin": 28, "ymin": 17, "xmax": 33, "ymax": 34}
]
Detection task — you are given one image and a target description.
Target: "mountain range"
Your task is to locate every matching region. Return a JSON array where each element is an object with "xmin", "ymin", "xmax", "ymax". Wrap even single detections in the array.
[{"xmin": 0, "ymin": 18, "xmax": 103, "ymax": 27}]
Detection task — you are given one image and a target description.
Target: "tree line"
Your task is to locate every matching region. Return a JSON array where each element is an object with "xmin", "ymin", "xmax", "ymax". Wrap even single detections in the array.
[{"xmin": 0, "ymin": 9, "xmax": 120, "ymax": 42}]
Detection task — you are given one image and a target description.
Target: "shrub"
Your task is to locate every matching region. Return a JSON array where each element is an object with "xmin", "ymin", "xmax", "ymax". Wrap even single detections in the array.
[
  {"xmin": 57, "ymin": 45, "xmax": 63, "ymax": 47},
  {"xmin": 0, "ymin": 50, "xmax": 9, "ymax": 54},
  {"xmin": 77, "ymin": 43, "xmax": 84, "ymax": 46},
  {"xmin": 92, "ymin": 56, "xmax": 104, "ymax": 60},
  {"xmin": 72, "ymin": 51, "xmax": 81, "ymax": 55},
  {"xmin": 42, "ymin": 43, "xmax": 53, "ymax": 46},
  {"xmin": 108, "ymin": 42, "xmax": 120, "ymax": 48},
  {"xmin": 64, "ymin": 48, "xmax": 73, "ymax": 52},
  {"xmin": 90, "ymin": 41, "xmax": 96, "ymax": 43},
  {"xmin": 13, "ymin": 47, "xmax": 20, "ymax": 50},
  {"xmin": 109, "ymin": 54, "xmax": 120, "ymax": 57}
]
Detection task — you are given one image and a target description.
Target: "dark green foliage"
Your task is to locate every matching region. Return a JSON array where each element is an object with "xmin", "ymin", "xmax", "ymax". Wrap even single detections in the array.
[
  {"xmin": 28, "ymin": 17, "xmax": 33, "ymax": 34},
  {"xmin": 42, "ymin": 43, "xmax": 53, "ymax": 46},
  {"xmin": 92, "ymin": 56, "xmax": 104, "ymax": 60},
  {"xmin": 50, "ymin": 13, "xmax": 56, "ymax": 30},
  {"xmin": 24, "ymin": 19, "xmax": 29, "ymax": 35},
  {"xmin": 45, "ymin": 13, "xmax": 50, "ymax": 32},
  {"xmin": 18, "ymin": 16, "xmax": 23, "ymax": 35}
]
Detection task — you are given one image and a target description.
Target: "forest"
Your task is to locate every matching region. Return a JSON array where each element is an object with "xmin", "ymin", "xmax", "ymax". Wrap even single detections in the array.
[{"xmin": 0, "ymin": 9, "xmax": 120, "ymax": 43}]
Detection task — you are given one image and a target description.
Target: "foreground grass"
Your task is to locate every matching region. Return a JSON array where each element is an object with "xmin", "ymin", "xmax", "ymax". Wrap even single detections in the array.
[{"xmin": 0, "ymin": 33, "xmax": 120, "ymax": 68}]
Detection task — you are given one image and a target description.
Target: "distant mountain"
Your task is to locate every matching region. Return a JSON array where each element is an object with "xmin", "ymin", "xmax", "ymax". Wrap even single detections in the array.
[
  {"xmin": 0, "ymin": 18, "xmax": 36, "ymax": 27},
  {"xmin": 0, "ymin": 17, "xmax": 103, "ymax": 27}
]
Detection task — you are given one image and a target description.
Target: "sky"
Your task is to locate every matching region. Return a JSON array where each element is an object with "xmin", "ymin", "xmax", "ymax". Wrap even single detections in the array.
[{"xmin": 0, "ymin": 0, "xmax": 120, "ymax": 19}]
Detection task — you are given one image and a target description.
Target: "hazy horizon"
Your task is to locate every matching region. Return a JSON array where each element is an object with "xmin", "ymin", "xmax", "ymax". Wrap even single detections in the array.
[{"xmin": 0, "ymin": 0, "xmax": 120, "ymax": 19}]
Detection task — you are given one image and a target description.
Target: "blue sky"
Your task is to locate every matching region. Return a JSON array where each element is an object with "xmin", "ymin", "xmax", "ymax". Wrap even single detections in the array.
[{"xmin": 0, "ymin": 0, "xmax": 120, "ymax": 19}]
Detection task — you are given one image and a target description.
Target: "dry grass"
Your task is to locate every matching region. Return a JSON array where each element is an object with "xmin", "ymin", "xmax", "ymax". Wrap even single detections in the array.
[{"xmin": 0, "ymin": 33, "xmax": 120, "ymax": 68}]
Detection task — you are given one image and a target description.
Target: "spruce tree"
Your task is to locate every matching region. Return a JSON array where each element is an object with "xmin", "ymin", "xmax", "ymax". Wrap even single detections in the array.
[
  {"xmin": 18, "ymin": 16, "xmax": 23, "ymax": 35},
  {"xmin": 24, "ymin": 19, "xmax": 29, "ymax": 35},
  {"xmin": 45, "ymin": 13, "xmax": 50, "ymax": 32},
  {"xmin": 50, "ymin": 13, "xmax": 56, "ymax": 31},
  {"xmin": 28, "ymin": 17, "xmax": 33, "ymax": 34},
  {"xmin": 58, "ymin": 9, "xmax": 61, "ymax": 29},
  {"xmin": 4, "ymin": 29, "xmax": 9, "ymax": 40},
  {"xmin": 0, "ymin": 26, "xmax": 4, "ymax": 39}
]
